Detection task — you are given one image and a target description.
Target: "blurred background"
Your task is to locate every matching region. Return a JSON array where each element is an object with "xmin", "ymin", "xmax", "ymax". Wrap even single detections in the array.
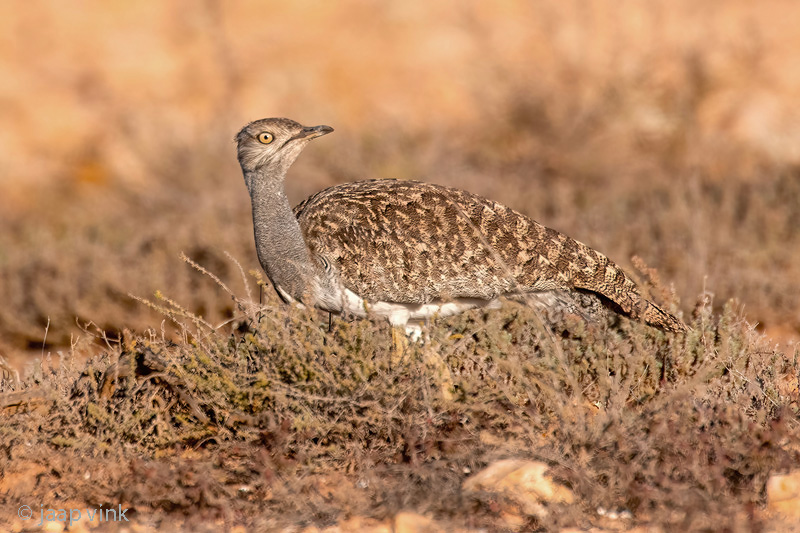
[{"xmin": 1, "ymin": 0, "xmax": 799, "ymax": 368}]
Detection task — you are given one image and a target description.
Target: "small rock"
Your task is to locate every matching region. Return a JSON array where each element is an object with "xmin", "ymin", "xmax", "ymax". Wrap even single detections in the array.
[
  {"xmin": 499, "ymin": 510, "xmax": 526, "ymax": 530},
  {"xmin": 561, "ymin": 527, "xmax": 662, "ymax": 533},
  {"xmin": 66, "ymin": 516, "xmax": 93, "ymax": 533},
  {"xmin": 318, "ymin": 516, "xmax": 392, "ymax": 533},
  {"xmin": 463, "ymin": 459, "xmax": 574, "ymax": 519},
  {"xmin": 43, "ymin": 520, "xmax": 65, "ymax": 532},
  {"xmin": 0, "ymin": 461, "xmax": 48, "ymax": 497},
  {"xmin": 767, "ymin": 470, "xmax": 800, "ymax": 518},
  {"xmin": 393, "ymin": 512, "xmax": 443, "ymax": 533},
  {"xmin": 626, "ymin": 526, "xmax": 665, "ymax": 533}
]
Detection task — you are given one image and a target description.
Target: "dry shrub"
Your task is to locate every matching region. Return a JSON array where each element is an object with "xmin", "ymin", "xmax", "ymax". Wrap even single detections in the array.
[{"xmin": 1, "ymin": 260, "xmax": 797, "ymax": 530}]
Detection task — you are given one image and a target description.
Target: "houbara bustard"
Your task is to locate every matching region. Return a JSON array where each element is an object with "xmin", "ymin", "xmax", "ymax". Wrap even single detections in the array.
[{"xmin": 235, "ymin": 118, "xmax": 686, "ymax": 341}]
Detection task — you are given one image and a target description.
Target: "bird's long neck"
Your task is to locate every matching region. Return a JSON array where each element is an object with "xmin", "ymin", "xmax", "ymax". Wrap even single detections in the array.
[{"xmin": 245, "ymin": 164, "xmax": 316, "ymax": 302}]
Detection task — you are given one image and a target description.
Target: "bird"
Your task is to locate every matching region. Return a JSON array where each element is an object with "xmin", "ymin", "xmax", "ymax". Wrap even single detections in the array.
[{"xmin": 235, "ymin": 117, "xmax": 686, "ymax": 339}]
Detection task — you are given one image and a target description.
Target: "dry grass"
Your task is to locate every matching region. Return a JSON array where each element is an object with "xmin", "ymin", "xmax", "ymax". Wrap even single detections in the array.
[
  {"xmin": 2, "ymin": 1, "xmax": 800, "ymax": 530},
  {"xmin": 1, "ymin": 264, "xmax": 798, "ymax": 530}
]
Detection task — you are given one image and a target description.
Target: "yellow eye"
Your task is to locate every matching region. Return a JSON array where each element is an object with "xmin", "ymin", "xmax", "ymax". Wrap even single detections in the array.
[{"xmin": 258, "ymin": 132, "xmax": 274, "ymax": 144}]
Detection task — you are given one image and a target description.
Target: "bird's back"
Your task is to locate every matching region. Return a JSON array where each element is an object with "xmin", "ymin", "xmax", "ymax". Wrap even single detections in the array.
[{"xmin": 294, "ymin": 179, "xmax": 684, "ymax": 332}]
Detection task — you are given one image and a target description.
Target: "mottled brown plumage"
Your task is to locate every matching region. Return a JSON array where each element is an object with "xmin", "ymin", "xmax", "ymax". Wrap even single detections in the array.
[
  {"xmin": 295, "ymin": 179, "xmax": 684, "ymax": 332},
  {"xmin": 236, "ymin": 118, "xmax": 685, "ymax": 334}
]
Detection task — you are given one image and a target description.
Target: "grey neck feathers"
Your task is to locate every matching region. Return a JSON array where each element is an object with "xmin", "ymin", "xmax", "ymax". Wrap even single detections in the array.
[{"xmin": 245, "ymin": 162, "xmax": 316, "ymax": 302}]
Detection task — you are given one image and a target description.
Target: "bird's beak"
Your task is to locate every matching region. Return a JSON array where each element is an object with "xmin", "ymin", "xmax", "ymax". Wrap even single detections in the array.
[{"xmin": 291, "ymin": 125, "xmax": 334, "ymax": 141}]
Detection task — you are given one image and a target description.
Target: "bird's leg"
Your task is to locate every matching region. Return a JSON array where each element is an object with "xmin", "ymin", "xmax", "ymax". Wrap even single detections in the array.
[
  {"xmin": 398, "ymin": 322, "xmax": 454, "ymax": 401},
  {"xmin": 391, "ymin": 323, "xmax": 424, "ymax": 363},
  {"xmin": 391, "ymin": 326, "xmax": 411, "ymax": 365},
  {"xmin": 423, "ymin": 347, "xmax": 454, "ymax": 402},
  {"xmin": 391, "ymin": 324, "xmax": 453, "ymax": 400}
]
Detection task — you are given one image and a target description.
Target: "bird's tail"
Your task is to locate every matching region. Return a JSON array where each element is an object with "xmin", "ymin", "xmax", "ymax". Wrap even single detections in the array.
[
  {"xmin": 638, "ymin": 298, "xmax": 687, "ymax": 333},
  {"xmin": 561, "ymin": 236, "xmax": 686, "ymax": 333}
]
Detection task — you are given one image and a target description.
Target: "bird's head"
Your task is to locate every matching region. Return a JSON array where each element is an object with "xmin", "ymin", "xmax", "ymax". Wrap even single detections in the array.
[{"xmin": 235, "ymin": 118, "xmax": 333, "ymax": 178}]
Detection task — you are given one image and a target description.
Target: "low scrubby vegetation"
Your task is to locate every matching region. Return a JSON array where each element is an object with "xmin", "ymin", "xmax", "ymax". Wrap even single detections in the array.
[{"xmin": 2, "ymin": 260, "xmax": 798, "ymax": 530}]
